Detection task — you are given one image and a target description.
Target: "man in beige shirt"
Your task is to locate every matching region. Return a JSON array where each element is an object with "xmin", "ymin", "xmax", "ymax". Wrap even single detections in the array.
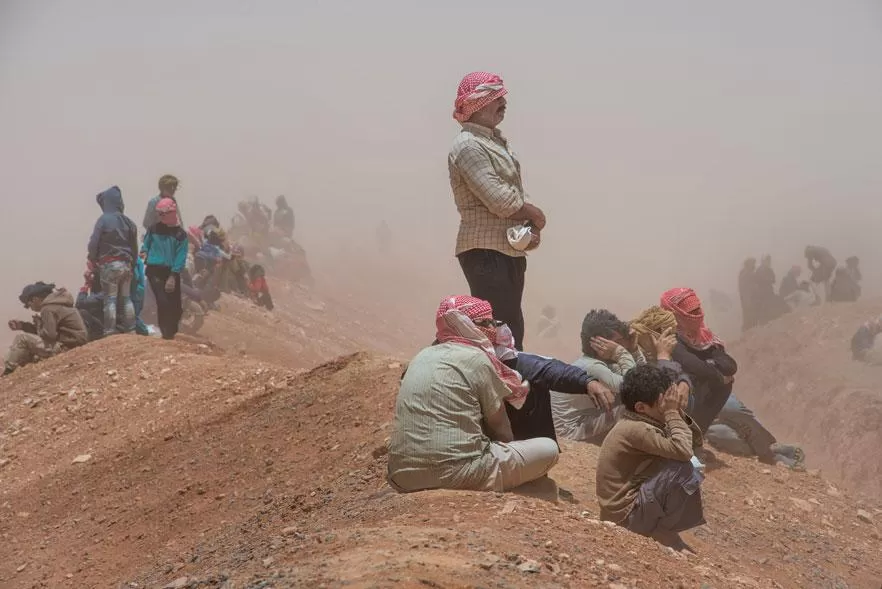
[
  {"xmin": 449, "ymin": 71, "xmax": 546, "ymax": 351},
  {"xmin": 388, "ymin": 295, "xmax": 559, "ymax": 492}
]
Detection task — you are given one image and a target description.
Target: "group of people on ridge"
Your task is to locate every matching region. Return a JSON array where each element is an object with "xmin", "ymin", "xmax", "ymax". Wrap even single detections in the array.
[
  {"xmin": 739, "ymin": 247, "xmax": 862, "ymax": 331},
  {"xmin": 3, "ymin": 175, "xmax": 288, "ymax": 376},
  {"xmin": 388, "ymin": 71, "xmax": 804, "ymax": 553}
]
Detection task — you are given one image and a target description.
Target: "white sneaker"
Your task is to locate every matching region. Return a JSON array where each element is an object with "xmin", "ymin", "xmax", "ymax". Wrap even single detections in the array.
[{"xmin": 690, "ymin": 455, "xmax": 706, "ymax": 470}]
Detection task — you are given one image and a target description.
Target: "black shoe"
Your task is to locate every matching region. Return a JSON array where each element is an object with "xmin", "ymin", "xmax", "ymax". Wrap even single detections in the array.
[{"xmin": 2, "ymin": 367, "xmax": 14, "ymax": 377}]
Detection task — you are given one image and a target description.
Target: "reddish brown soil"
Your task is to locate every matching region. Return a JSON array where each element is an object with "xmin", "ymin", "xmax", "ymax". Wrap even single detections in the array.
[
  {"xmin": 2, "ymin": 336, "xmax": 881, "ymax": 589},
  {"xmin": 728, "ymin": 298, "xmax": 882, "ymax": 500}
]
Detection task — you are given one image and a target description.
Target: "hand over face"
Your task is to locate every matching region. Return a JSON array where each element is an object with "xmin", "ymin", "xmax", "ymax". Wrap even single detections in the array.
[{"xmin": 590, "ymin": 336, "xmax": 622, "ymax": 361}]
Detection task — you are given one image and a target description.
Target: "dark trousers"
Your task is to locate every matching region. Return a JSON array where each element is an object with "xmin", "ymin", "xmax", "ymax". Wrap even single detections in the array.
[
  {"xmin": 146, "ymin": 266, "xmax": 182, "ymax": 340},
  {"xmin": 627, "ymin": 460, "xmax": 705, "ymax": 536},
  {"xmin": 692, "ymin": 381, "xmax": 732, "ymax": 433},
  {"xmin": 458, "ymin": 249, "xmax": 527, "ymax": 351}
]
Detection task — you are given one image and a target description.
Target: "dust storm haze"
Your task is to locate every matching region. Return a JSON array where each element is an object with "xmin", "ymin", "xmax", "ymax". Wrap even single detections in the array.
[{"xmin": 1, "ymin": 0, "xmax": 881, "ymax": 351}]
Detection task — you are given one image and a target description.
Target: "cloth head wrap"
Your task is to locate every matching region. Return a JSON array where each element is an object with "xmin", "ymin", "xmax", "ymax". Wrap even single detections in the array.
[
  {"xmin": 453, "ymin": 72, "xmax": 508, "ymax": 123},
  {"xmin": 660, "ymin": 288, "xmax": 722, "ymax": 350},
  {"xmin": 156, "ymin": 198, "xmax": 179, "ymax": 226},
  {"xmin": 435, "ymin": 295, "xmax": 529, "ymax": 408}
]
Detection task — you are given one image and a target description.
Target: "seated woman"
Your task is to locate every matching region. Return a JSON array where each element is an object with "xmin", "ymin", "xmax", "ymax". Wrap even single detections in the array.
[{"xmin": 388, "ymin": 296, "xmax": 559, "ymax": 493}]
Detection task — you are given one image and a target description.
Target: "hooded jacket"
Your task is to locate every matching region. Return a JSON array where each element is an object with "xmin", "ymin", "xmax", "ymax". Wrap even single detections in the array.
[
  {"xmin": 88, "ymin": 186, "xmax": 139, "ymax": 265},
  {"xmin": 38, "ymin": 289, "xmax": 89, "ymax": 348}
]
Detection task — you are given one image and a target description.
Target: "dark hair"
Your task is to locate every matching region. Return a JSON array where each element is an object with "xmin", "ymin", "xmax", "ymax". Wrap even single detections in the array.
[
  {"xmin": 580, "ymin": 309, "xmax": 629, "ymax": 356},
  {"xmin": 621, "ymin": 364, "xmax": 674, "ymax": 411}
]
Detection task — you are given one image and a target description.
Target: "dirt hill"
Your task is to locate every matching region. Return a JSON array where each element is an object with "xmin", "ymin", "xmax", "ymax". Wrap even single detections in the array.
[
  {"xmin": 2, "ymin": 335, "xmax": 881, "ymax": 589},
  {"xmin": 727, "ymin": 298, "xmax": 882, "ymax": 500}
]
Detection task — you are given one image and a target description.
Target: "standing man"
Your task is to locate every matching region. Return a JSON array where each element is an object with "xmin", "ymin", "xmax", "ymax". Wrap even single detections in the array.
[
  {"xmin": 448, "ymin": 71, "xmax": 546, "ymax": 351},
  {"xmin": 143, "ymin": 174, "xmax": 181, "ymax": 232},
  {"xmin": 737, "ymin": 258, "xmax": 758, "ymax": 331},
  {"xmin": 87, "ymin": 186, "xmax": 138, "ymax": 336}
]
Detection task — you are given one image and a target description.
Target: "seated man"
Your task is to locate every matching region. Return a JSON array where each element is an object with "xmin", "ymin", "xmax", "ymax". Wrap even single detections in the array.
[
  {"xmin": 661, "ymin": 288, "xmax": 736, "ymax": 433},
  {"xmin": 551, "ymin": 309, "xmax": 648, "ymax": 443},
  {"xmin": 491, "ymin": 323, "xmax": 614, "ymax": 443},
  {"xmin": 632, "ymin": 304, "xmax": 803, "ymax": 468},
  {"xmin": 596, "ymin": 364, "xmax": 705, "ymax": 551},
  {"xmin": 852, "ymin": 317, "xmax": 882, "ymax": 364},
  {"xmin": 4, "ymin": 282, "xmax": 89, "ymax": 376},
  {"xmin": 388, "ymin": 295, "xmax": 559, "ymax": 493}
]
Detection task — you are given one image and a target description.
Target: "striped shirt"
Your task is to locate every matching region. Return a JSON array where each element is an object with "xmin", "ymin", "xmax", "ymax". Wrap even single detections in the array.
[
  {"xmin": 388, "ymin": 343, "xmax": 510, "ymax": 491},
  {"xmin": 448, "ymin": 123, "xmax": 529, "ymax": 258}
]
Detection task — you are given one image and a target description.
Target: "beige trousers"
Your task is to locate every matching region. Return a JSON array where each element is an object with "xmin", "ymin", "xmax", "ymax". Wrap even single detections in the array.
[
  {"xmin": 388, "ymin": 437, "xmax": 560, "ymax": 493},
  {"xmin": 4, "ymin": 333, "xmax": 56, "ymax": 372},
  {"xmin": 484, "ymin": 438, "xmax": 560, "ymax": 491}
]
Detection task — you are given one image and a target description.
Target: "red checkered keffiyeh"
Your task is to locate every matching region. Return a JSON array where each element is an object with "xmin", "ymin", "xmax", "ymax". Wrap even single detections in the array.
[
  {"xmin": 660, "ymin": 287, "xmax": 723, "ymax": 350},
  {"xmin": 435, "ymin": 295, "xmax": 529, "ymax": 409},
  {"xmin": 453, "ymin": 72, "xmax": 508, "ymax": 123}
]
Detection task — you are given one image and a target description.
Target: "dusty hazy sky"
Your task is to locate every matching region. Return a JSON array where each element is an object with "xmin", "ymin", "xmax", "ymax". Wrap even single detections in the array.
[{"xmin": 1, "ymin": 0, "xmax": 881, "ymax": 343}]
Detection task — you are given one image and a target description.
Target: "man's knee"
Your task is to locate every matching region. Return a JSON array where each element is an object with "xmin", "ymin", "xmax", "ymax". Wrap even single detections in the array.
[{"xmin": 520, "ymin": 437, "xmax": 560, "ymax": 471}]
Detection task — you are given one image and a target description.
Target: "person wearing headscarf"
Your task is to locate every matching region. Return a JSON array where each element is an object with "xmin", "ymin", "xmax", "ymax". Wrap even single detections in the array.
[
  {"xmin": 388, "ymin": 295, "xmax": 559, "ymax": 493},
  {"xmin": 778, "ymin": 265, "xmax": 802, "ymax": 300},
  {"xmin": 753, "ymin": 255, "xmax": 788, "ymax": 325},
  {"xmin": 4, "ymin": 282, "xmax": 88, "ymax": 376},
  {"xmin": 143, "ymin": 174, "xmax": 181, "ymax": 232},
  {"xmin": 738, "ymin": 257, "xmax": 758, "ymax": 331},
  {"xmin": 273, "ymin": 195, "xmax": 295, "ymax": 239},
  {"xmin": 830, "ymin": 257, "xmax": 862, "ymax": 303},
  {"xmin": 141, "ymin": 198, "xmax": 188, "ymax": 339},
  {"xmin": 804, "ymin": 245, "xmax": 837, "ymax": 303},
  {"xmin": 660, "ymin": 288, "xmax": 736, "ymax": 433},
  {"xmin": 852, "ymin": 315, "xmax": 882, "ymax": 364},
  {"xmin": 632, "ymin": 306, "xmax": 803, "ymax": 469},
  {"xmin": 449, "ymin": 71, "xmax": 547, "ymax": 352}
]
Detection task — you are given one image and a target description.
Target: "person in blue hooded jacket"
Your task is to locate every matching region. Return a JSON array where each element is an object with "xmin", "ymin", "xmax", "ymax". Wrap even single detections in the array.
[
  {"xmin": 88, "ymin": 186, "xmax": 139, "ymax": 336},
  {"xmin": 141, "ymin": 198, "xmax": 188, "ymax": 340}
]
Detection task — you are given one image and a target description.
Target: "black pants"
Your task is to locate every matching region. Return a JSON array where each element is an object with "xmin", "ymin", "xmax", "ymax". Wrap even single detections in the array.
[
  {"xmin": 146, "ymin": 266, "xmax": 182, "ymax": 340},
  {"xmin": 458, "ymin": 248, "xmax": 527, "ymax": 351},
  {"xmin": 692, "ymin": 381, "xmax": 733, "ymax": 433}
]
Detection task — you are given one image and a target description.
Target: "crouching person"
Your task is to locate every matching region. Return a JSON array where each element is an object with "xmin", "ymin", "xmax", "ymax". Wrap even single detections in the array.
[
  {"xmin": 4, "ymin": 282, "xmax": 88, "ymax": 376},
  {"xmin": 388, "ymin": 295, "xmax": 559, "ymax": 493},
  {"xmin": 596, "ymin": 364, "xmax": 705, "ymax": 552}
]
